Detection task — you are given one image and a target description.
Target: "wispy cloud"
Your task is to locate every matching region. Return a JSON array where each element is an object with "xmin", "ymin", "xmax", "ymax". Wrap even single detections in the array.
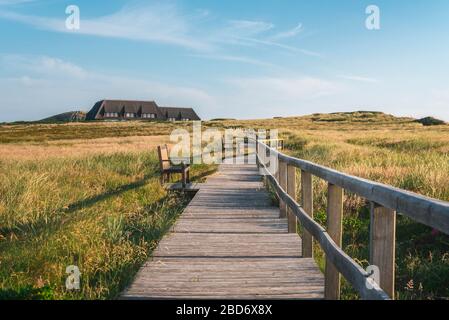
[
  {"xmin": 0, "ymin": 3, "xmax": 213, "ymax": 51},
  {"xmin": 235, "ymin": 36, "xmax": 322, "ymax": 57},
  {"xmin": 269, "ymin": 23, "xmax": 303, "ymax": 40},
  {"xmin": 0, "ymin": 54, "xmax": 215, "ymax": 121},
  {"xmin": 226, "ymin": 20, "xmax": 274, "ymax": 36},
  {"xmin": 337, "ymin": 75, "xmax": 378, "ymax": 83},
  {"xmin": 2, "ymin": 55, "xmax": 88, "ymax": 78},
  {"xmin": 188, "ymin": 53, "xmax": 276, "ymax": 68},
  {"xmin": 0, "ymin": 0, "xmax": 35, "ymax": 5},
  {"xmin": 217, "ymin": 19, "xmax": 321, "ymax": 57},
  {"xmin": 0, "ymin": 5, "xmax": 320, "ymax": 58}
]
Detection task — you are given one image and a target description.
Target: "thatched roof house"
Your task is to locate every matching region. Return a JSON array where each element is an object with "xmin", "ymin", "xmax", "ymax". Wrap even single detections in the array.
[
  {"xmin": 86, "ymin": 100, "xmax": 200, "ymax": 121},
  {"xmin": 159, "ymin": 107, "xmax": 200, "ymax": 122}
]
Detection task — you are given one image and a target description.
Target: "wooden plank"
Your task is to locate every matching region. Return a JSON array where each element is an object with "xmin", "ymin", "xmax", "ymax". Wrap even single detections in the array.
[
  {"xmin": 279, "ymin": 160, "xmax": 287, "ymax": 218},
  {"xmin": 287, "ymin": 164, "xmax": 297, "ymax": 233},
  {"xmin": 122, "ymin": 163, "xmax": 325, "ymax": 300},
  {"xmin": 301, "ymin": 170, "xmax": 314, "ymax": 258},
  {"xmin": 173, "ymin": 218, "xmax": 288, "ymax": 234},
  {"xmin": 370, "ymin": 203, "xmax": 396, "ymax": 299},
  {"xmin": 154, "ymin": 233, "xmax": 302, "ymax": 258},
  {"xmin": 123, "ymin": 257, "xmax": 323, "ymax": 300},
  {"xmin": 325, "ymin": 183, "xmax": 343, "ymax": 300},
  {"xmin": 182, "ymin": 207, "xmax": 280, "ymax": 219}
]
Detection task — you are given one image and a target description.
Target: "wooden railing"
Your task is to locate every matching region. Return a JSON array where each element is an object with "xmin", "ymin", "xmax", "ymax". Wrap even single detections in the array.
[{"xmin": 255, "ymin": 138, "xmax": 449, "ymax": 300}]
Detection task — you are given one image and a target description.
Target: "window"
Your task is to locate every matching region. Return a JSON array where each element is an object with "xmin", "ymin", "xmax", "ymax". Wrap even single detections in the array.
[
  {"xmin": 168, "ymin": 117, "xmax": 176, "ymax": 122},
  {"xmin": 142, "ymin": 113, "xmax": 157, "ymax": 119},
  {"xmin": 182, "ymin": 118, "xmax": 190, "ymax": 121},
  {"xmin": 125, "ymin": 113, "xmax": 135, "ymax": 118}
]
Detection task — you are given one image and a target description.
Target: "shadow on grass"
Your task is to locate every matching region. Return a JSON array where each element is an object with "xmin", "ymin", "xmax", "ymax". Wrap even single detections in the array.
[
  {"xmin": 65, "ymin": 173, "xmax": 159, "ymax": 213},
  {"xmin": 0, "ymin": 173, "xmax": 159, "ymax": 239},
  {"xmin": 0, "ymin": 179, "xmax": 193, "ymax": 300},
  {"xmin": 1, "ymin": 165, "xmax": 216, "ymax": 239},
  {"xmin": 0, "ymin": 285, "xmax": 55, "ymax": 300}
]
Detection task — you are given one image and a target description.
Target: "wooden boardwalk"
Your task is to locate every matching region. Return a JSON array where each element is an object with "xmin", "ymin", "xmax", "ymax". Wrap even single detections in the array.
[{"xmin": 122, "ymin": 163, "xmax": 324, "ymax": 299}]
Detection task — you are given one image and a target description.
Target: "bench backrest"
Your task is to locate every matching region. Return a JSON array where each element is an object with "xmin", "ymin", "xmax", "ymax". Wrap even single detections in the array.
[{"xmin": 157, "ymin": 145, "xmax": 170, "ymax": 171}]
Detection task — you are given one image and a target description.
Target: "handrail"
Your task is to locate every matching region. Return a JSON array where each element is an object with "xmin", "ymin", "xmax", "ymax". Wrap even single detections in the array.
[
  {"xmin": 255, "ymin": 138, "xmax": 449, "ymax": 300},
  {"xmin": 256, "ymin": 145, "xmax": 389, "ymax": 300},
  {"xmin": 262, "ymin": 164, "xmax": 390, "ymax": 300},
  {"xmin": 261, "ymin": 142, "xmax": 449, "ymax": 235}
]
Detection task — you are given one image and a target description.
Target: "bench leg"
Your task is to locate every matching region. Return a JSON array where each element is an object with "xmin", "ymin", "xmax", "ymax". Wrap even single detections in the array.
[
  {"xmin": 182, "ymin": 170, "xmax": 186, "ymax": 188},
  {"xmin": 162, "ymin": 172, "xmax": 170, "ymax": 184}
]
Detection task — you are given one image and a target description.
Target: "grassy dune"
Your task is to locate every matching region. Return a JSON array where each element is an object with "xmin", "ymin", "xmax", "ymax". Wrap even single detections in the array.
[
  {"xmin": 1, "ymin": 113, "xmax": 448, "ymax": 299},
  {"xmin": 0, "ymin": 133, "xmax": 215, "ymax": 299}
]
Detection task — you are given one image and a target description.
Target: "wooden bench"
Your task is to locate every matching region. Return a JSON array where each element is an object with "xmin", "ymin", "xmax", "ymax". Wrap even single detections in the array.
[{"xmin": 157, "ymin": 144, "xmax": 190, "ymax": 188}]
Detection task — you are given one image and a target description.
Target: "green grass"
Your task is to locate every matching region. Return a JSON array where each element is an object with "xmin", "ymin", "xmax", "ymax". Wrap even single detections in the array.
[
  {"xmin": 282, "ymin": 131, "xmax": 449, "ymax": 300},
  {"xmin": 0, "ymin": 151, "xmax": 216, "ymax": 299}
]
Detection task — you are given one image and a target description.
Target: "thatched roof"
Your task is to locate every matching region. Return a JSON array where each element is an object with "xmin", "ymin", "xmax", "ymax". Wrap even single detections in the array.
[
  {"xmin": 86, "ymin": 100, "xmax": 162, "ymax": 120},
  {"xmin": 86, "ymin": 100, "xmax": 200, "ymax": 121},
  {"xmin": 159, "ymin": 107, "xmax": 201, "ymax": 121}
]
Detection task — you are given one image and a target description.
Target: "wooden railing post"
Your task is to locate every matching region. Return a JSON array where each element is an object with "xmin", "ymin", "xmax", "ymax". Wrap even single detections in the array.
[
  {"xmin": 274, "ymin": 153, "xmax": 279, "ymax": 182},
  {"xmin": 301, "ymin": 170, "xmax": 313, "ymax": 257},
  {"xmin": 255, "ymin": 136, "xmax": 259, "ymax": 168},
  {"xmin": 287, "ymin": 164, "xmax": 297, "ymax": 233},
  {"xmin": 370, "ymin": 203, "xmax": 396, "ymax": 299},
  {"xmin": 325, "ymin": 183, "xmax": 343, "ymax": 300},
  {"xmin": 279, "ymin": 159, "xmax": 287, "ymax": 218},
  {"xmin": 261, "ymin": 145, "xmax": 267, "ymax": 170}
]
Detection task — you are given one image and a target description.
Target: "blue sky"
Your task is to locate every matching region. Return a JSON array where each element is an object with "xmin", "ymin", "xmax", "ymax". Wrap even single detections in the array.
[{"xmin": 0, "ymin": 0, "xmax": 448, "ymax": 122}]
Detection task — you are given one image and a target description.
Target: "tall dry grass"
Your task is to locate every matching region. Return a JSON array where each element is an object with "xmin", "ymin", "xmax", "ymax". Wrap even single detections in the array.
[
  {"xmin": 265, "ymin": 119, "xmax": 449, "ymax": 299},
  {"xmin": 0, "ymin": 134, "xmax": 215, "ymax": 299}
]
